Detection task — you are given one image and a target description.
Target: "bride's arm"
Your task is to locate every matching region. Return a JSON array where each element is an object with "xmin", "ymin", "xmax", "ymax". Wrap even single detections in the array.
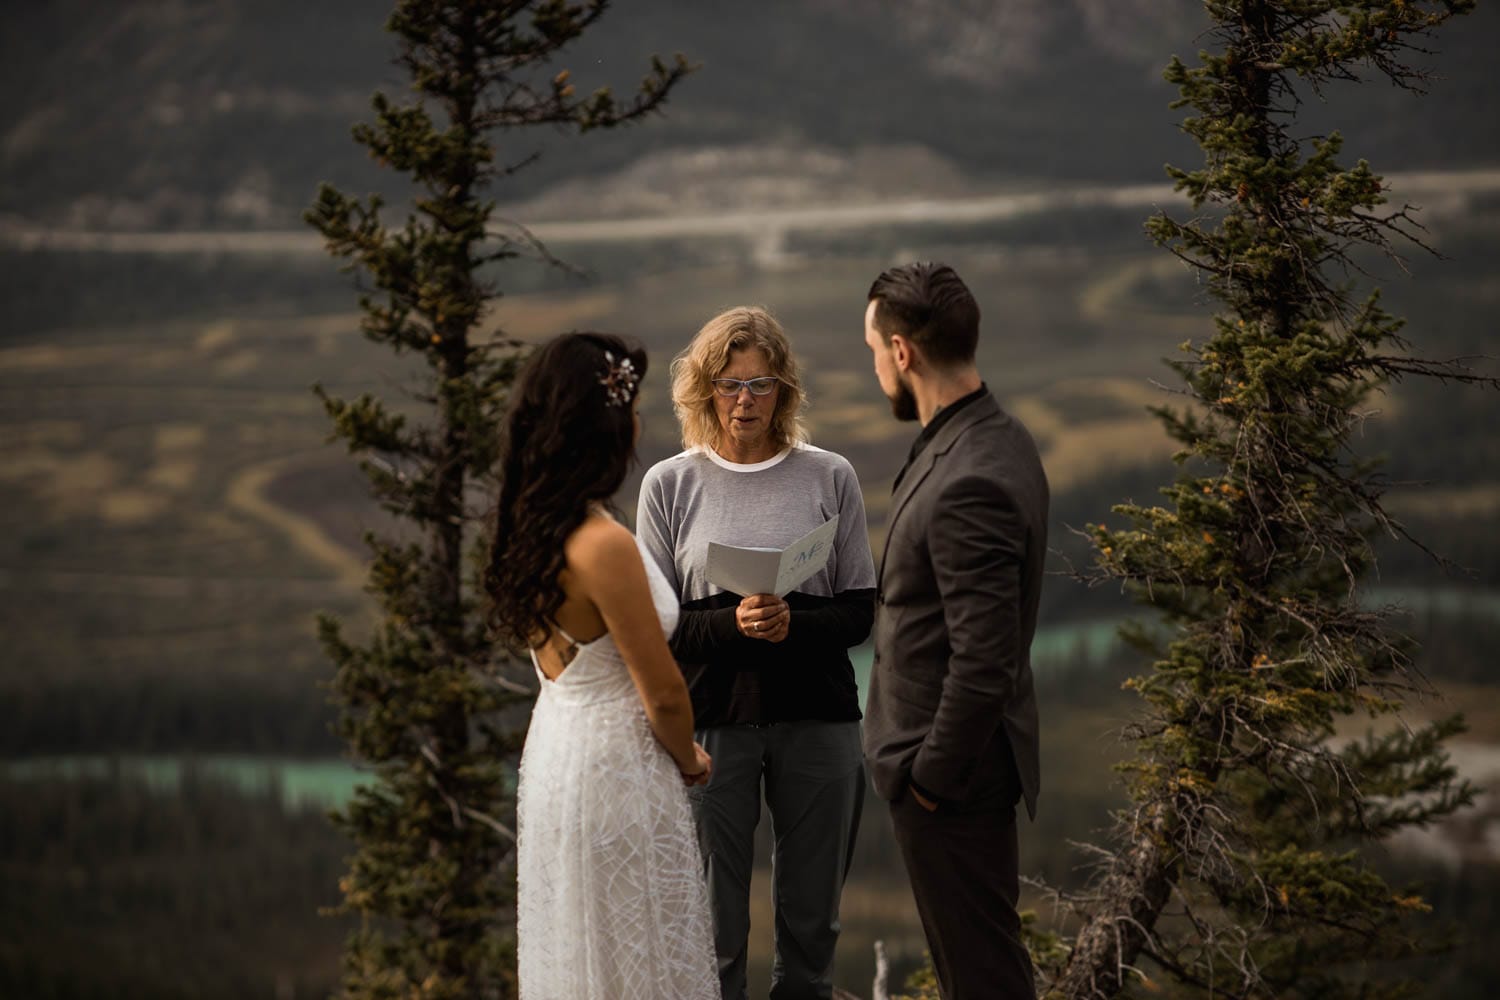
[{"xmin": 568, "ymin": 518, "xmax": 707, "ymax": 780}]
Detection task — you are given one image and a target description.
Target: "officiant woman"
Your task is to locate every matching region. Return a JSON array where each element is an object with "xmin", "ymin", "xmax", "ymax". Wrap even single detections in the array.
[{"xmin": 637, "ymin": 306, "xmax": 876, "ymax": 1000}]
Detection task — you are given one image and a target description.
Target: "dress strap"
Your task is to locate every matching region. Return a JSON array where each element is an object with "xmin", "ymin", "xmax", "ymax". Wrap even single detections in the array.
[{"xmin": 530, "ymin": 621, "xmax": 587, "ymax": 682}]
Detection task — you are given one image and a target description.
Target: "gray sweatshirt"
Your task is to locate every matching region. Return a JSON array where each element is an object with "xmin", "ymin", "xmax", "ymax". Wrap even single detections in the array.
[{"xmin": 636, "ymin": 444, "xmax": 877, "ymax": 726}]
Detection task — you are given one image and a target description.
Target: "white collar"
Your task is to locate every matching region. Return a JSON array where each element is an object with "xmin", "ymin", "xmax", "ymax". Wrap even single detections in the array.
[{"xmin": 699, "ymin": 444, "xmax": 794, "ymax": 473}]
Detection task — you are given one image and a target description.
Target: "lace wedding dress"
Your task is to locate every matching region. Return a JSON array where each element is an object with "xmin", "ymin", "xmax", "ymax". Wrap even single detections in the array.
[{"xmin": 516, "ymin": 537, "xmax": 719, "ymax": 999}]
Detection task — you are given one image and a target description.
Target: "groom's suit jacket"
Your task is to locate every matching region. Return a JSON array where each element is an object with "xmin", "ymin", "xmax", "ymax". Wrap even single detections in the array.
[{"xmin": 864, "ymin": 390, "xmax": 1047, "ymax": 819}]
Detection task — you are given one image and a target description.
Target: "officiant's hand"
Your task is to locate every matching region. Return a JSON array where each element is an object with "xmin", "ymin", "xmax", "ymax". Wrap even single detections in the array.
[{"xmin": 737, "ymin": 593, "xmax": 789, "ymax": 643}]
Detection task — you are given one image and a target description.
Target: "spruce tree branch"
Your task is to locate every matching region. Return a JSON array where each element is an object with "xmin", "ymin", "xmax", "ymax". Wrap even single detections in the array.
[
  {"xmin": 462, "ymin": 805, "xmax": 517, "ymax": 843},
  {"xmin": 486, "ymin": 216, "xmax": 587, "ymax": 276}
]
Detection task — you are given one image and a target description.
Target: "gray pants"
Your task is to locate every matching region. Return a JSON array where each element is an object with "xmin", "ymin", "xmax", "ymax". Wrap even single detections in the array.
[{"xmin": 689, "ymin": 720, "xmax": 865, "ymax": 1000}]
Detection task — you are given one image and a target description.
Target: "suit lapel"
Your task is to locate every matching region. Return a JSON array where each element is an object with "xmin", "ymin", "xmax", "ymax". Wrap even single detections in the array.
[
  {"xmin": 881, "ymin": 446, "xmax": 936, "ymax": 580},
  {"xmin": 879, "ymin": 392, "xmax": 1001, "ymax": 583}
]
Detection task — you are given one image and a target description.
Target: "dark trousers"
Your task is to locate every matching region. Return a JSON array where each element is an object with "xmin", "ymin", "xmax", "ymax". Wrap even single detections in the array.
[
  {"xmin": 889, "ymin": 787, "xmax": 1036, "ymax": 1000},
  {"xmin": 690, "ymin": 721, "xmax": 865, "ymax": 1000}
]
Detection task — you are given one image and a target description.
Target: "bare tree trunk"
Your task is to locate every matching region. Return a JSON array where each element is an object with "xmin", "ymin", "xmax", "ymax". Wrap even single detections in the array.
[
  {"xmin": 1053, "ymin": 804, "xmax": 1177, "ymax": 998},
  {"xmin": 872, "ymin": 939, "xmax": 890, "ymax": 1000}
]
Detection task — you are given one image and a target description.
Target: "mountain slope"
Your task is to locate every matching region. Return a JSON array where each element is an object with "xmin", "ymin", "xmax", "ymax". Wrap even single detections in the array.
[{"xmin": 1, "ymin": 0, "xmax": 1494, "ymax": 229}]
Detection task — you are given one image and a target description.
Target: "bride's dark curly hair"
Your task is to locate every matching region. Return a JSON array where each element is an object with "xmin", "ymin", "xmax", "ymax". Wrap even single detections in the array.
[{"xmin": 486, "ymin": 332, "xmax": 648, "ymax": 653}]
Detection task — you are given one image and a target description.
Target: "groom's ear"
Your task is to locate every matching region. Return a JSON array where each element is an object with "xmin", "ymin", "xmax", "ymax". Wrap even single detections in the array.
[{"xmin": 890, "ymin": 333, "xmax": 915, "ymax": 373}]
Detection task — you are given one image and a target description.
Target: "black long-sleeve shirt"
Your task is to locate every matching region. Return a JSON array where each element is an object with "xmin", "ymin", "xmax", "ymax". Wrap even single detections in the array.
[{"xmin": 670, "ymin": 588, "xmax": 875, "ymax": 725}]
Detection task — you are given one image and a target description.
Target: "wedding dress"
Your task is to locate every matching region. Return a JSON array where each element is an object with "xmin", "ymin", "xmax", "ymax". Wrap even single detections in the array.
[{"xmin": 516, "ymin": 537, "xmax": 719, "ymax": 999}]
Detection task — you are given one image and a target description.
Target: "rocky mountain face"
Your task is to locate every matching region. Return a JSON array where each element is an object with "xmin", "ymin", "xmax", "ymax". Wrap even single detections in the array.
[{"xmin": 1, "ymin": 0, "xmax": 1493, "ymax": 230}]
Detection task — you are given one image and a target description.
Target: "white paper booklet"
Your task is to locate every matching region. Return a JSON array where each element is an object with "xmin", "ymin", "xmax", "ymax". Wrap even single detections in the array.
[{"xmin": 706, "ymin": 516, "xmax": 840, "ymax": 598}]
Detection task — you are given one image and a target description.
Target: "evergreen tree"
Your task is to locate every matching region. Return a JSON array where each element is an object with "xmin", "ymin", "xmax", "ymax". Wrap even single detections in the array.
[
  {"xmin": 1026, "ymin": 2, "xmax": 1496, "ymax": 998},
  {"xmin": 306, "ymin": 4, "xmax": 689, "ymax": 996}
]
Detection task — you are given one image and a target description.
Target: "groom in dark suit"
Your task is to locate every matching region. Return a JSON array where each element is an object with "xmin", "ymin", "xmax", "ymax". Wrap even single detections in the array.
[{"xmin": 861, "ymin": 262, "xmax": 1047, "ymax": 999}]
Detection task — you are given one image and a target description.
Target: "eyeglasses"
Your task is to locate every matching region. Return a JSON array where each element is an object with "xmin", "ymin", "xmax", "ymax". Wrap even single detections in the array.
[{"xmin": 711, "ymin": 376, "xmax": 779, "ymax": 397}]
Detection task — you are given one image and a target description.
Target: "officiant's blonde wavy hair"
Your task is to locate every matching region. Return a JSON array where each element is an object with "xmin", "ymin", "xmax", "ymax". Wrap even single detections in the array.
[{"xmin": 670, "ymin": 306, "xmax": 808, "ymax": 453}]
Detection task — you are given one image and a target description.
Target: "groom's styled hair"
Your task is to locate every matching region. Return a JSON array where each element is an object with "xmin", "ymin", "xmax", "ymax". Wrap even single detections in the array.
[{"xmin": 867, "ymin": 262, "xmax": 980, "ymax": 369}]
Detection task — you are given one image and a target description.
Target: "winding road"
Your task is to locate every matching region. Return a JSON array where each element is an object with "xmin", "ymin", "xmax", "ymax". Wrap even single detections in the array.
[{"xmin": 5, "ymin": 168, "xmax": 1497, "ymax": 263}]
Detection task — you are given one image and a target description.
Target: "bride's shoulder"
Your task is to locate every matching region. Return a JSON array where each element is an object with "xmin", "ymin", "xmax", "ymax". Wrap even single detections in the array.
[{"xmin": 564, "ymin": 514, "xmax": 642, "ymax": 580}]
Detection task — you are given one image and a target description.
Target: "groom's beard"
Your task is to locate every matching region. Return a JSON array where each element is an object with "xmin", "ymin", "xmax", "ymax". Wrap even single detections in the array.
[{"xmin": 889, "ymin": 374, "xmax": 918, "ymax": 422}]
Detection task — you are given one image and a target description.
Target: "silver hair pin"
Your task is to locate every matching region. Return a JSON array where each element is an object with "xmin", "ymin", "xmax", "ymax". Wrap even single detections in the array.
[{"xmin": 599, "ymin": 351, "xmax": 640, "ymax": 407}]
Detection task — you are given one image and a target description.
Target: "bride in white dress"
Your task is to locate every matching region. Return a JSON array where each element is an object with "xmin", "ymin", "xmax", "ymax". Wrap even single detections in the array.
[{"xmin": 486, "ymin": 333, "xmax": 719, "ymax": 999}]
